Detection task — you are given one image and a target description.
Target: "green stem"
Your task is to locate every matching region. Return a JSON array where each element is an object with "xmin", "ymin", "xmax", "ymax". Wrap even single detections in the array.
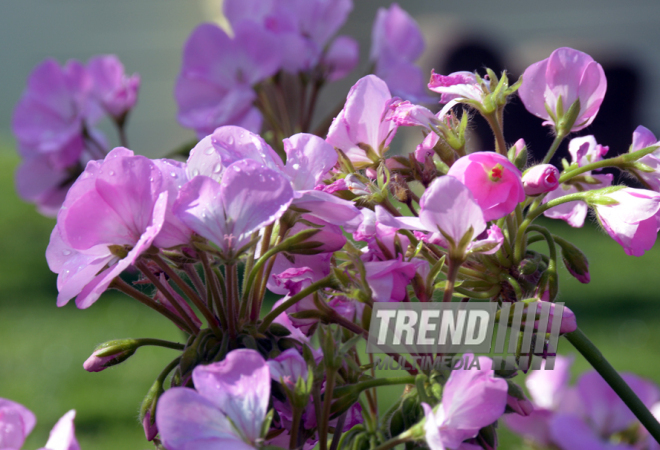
[
  {"xmin": 566, "ymin": 328, "xmax": 660, "ymax": 443},
  {"xmin": 514, "ymin": 192, "xmax": 590, "ymax": 264},
  {"xmin": 289, "ymin": 406, "xmax": 303, "ymax": 449},
  {"xmin": 151, "ymin": 255, "xmax": 221, "ymax": 336},
  {"xmin": 136, "ymin": 338, "xmax": 185, "ymax": 351},
  {"xmin": 483, "ymin": 112, "xmax": 507, "ymax": 155},
  {"xmin": 111, "ymin": 278, "xmax": 192, "ymax": 334},
  {"xmin": 372, "ymin": 434, "xmax": 413, "ymax": 450},
  {"xmin": 333, "ymin": 376, "xmax": 415, "ymax": 398},
  {"xmin": 527, "ymin": 225, "xmax": 558, "ymax": 300},
  {"xmin": 559, "ymin": 144, "xmax": 660, "ymax": 183},
  {"xmin": 136, "ymin": 261, "xmax": 201, "ymax": 334},
  {"xmin": 258, "ymin": 275, "xmax": 335, "ymax": 332},
  {"xmin": 455, "ymin": 285, "xmax": 501, "ymax": 299},
  {"xmin": 542, "ymin": 131, "xmax": 568, "ymax": 164},
  {"xmin": 199, "ymin": 252, "xmax": 227, "ymax": 331},
  {"xmin": 443, "ymin": 259, "xmax": 462, "ymax": 302},
  {"xmin": 319, "ymin": 368, "xmax": 337, "ymax": 450}
]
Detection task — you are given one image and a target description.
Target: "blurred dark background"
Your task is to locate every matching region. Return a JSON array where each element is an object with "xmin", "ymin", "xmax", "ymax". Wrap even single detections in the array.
[{"xmin": 1, "ymin": 1, "xmax": 660, "ymax": 448}]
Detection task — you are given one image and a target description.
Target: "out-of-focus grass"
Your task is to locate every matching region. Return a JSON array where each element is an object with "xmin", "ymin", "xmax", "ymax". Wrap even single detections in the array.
[{"xmin": 2, "ymin": 146, "xmax": 660, "ymax": 449}]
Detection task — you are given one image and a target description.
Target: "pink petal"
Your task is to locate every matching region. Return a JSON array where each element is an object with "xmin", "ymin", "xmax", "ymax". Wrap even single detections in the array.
[{"xmin": 192, "ymin": 349, "xmax": 270, "ymax": 442}]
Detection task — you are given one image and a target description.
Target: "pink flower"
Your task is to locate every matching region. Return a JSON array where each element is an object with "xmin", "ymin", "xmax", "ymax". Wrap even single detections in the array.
[
  {"xmin": 87, "ymin": 55, "xmax": 140, "ymax": 119},
  {"xmin": 370, "ymin": 3, "xmax": 429, "ymax": 101},
  {"xmin": 0, "ymin": 400, "xmax": 79, "ymax": 450},
  {"xmin": 175, "ymin": 23, "xmax": 281, "ymax": 136},
  {"xmin": 46, "ymin": 148, "xmax": 169, "ymax": 308},
  {"xmin": 12, "ymin": 58, "xmax": 106, "ymax": 215},
  {"xmin": 321, "ymin": 35, "xmax": 359, "ymax": 81},
  {"xmin": 518, "ymin": 47, "xmax": 607, "ymax": 132},
  {"xmin": 630, "ymin": 125, "xmax": 660, "ymax": 191},
  {"xmin": 363, "ymin": 257, "xmax": 420, "ymax": 302},
  {"xmin": 224, "ymin": 0, "xmax": 353, "ymax": 74},
  {"xmin": 447, "ymin": 152, "xmax": 525, "ymax": 222},
  {"xmin": 0, "ymin": 399, "xmax": 36, "ymax": 449},
  {"xmin": 593, "ymin": 188, "xmax": 660, "ymax": 256},
  {"xmin": 522, "ymin": 164, "xmax": 560, "ymax": 196},
  {"xmin": 568, "ymin": 135, "xmax": 609, "ymax": 167},
  {"xmin": 428, "ymin": 71, "xmax": 482, "ymax": 104},
  {"xmin": 157, "ymin": 349, "xmax": 270, "ymax": 450},
  {"xmin": 174, "ymin": 159, "xmax": 294, "ymax": 258},
  {"xmin": 375, "ymin": 177, "xmax": 504, "ymax": 258},
  {"xmin": 326, "ymin": 75, "xmax": 398, "ymax": 167},
  {"xmin": 423, "ymin": 356, "xmax": 508, "ymax": 449}
]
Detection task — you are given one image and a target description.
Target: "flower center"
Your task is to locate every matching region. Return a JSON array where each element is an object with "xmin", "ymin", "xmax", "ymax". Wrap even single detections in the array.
[{"xmin": 488, "ymin": 164, "xmax": 504, "ymax": 182}]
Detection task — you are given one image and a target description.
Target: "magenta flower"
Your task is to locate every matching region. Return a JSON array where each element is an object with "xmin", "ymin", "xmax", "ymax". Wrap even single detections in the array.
[
  {"xmin": 423, "ymin": 356, "xmax": 508, "ymax": 449},
  {"xmin": 518, "ymin": 47, "xmax": 607, "ymax": 132},
  {"xmin": 157, "ymin": 349, "xmax": 270, "ymax": 450},
  {"xmin": 174, "ymin": 159, "xmax": 294, "ymax": 258},
  {"xmin": 46, "ymin": 148, "xmax": 169, "ymax": 308},
  {"xmin": 447, "ymin": 152, "xmax": 525, "ymax": 222},
  {"xmin": 593, "ymin": 187, "xmax": 660, "ymax": 256},
  {"xmin": 630, "ymin": 125, "xmax": 660, "ymax": 191},
  {"xmin": 522, "ymin": 164, "xmax": 560, "ymax": 196},
  {"xmin": 0, "ymin": 400, "xmax": 79, "ymax": 450},
  {"xmin": 370, "ymin": 3, "xmax": 429, "ymax": 101},
  {"xmin": 87, "ymin": 55, "xmax": 140, "ymax": 120},
  {"xmin": 175, "ymin": 22, "xmax": 281, "ymax": 136},
  {"xmin": 326, "ymin": 75, "xmax": 398, "ymax": 167}
]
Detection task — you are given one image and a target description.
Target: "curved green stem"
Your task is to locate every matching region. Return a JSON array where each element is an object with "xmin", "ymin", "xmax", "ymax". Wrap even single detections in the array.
[
  {"xmin": 559, "ymin": 144, "xmax": 660, "ymax": 183},
  {"xmin": 514, "ymin": 192, "xmax": 590, "ymax": 264},
  {"xmin": 137, "ymin": 338, "xmax": 185, "ymax": 351},
  {"xmin": 455, "ymin": 285, "xmax": 501, "ymax": 299},
  {"xmin": 542, "ymin": 131, "xmax": 568, "ymax": 164},
  {"xmin": 527, "ymin": 225, "xmax": 558, "ymax": 300},
  {"xmin": 566, "ymin": 328, "xmax": 660, "ymax": 444}
]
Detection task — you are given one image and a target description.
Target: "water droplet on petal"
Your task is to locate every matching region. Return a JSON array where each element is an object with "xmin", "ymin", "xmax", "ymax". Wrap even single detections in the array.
[
  {"xmin": 170, "ymin": 172, "xmax": 177, "ymax": 178},
  {"xmin": 193, "ymin": 169, "xmax": 200, "ymax": 177},
  {"xmin": 204, "ymin": 147, "xmax": 214, "ymax": 155},
  {"xmin": 292, "ymin": 163, "xmax": 300, "ymax": 170},
  {"xmin": 213, "ymin": 163, "xmax": 222, "ymax": 174},
  {"xmin": 225, "ymin": 136, "xmax": 234, "ymax": 145},
  {"xmin": 109, "ymin": 170, "xmax": 115, "ymax": 176},
  {"xmin": 62, "ymin": 250, "xmax": 71, "ymax": 256}
]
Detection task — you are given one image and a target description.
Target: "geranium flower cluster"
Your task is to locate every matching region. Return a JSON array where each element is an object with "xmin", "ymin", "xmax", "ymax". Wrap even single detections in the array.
[{"xmin": 9, "ymin": 2, "xmax": 660, "ymax": 450}]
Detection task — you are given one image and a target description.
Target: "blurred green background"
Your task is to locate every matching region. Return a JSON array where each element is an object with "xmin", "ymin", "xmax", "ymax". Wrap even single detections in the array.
[{"xmin": 2, "ymin": 144, "xmax": 660, "ymax": 449}]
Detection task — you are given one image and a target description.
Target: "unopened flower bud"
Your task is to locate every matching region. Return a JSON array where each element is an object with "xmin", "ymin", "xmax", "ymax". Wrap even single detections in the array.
[
  {"xmin": 522, "ymin": 164, "xmax": 560, "ymax": 196},
  {"xmin": 506, "ymin": 380, "xmax": 534, "ymax": 416},
  {"xmin": 140, "ymin": 378, "xmax": 164, "ymax": 441},
  {"xmin": 83, "ymin": 339, "xmax": 139, "ymax": 372},
  {"xmin": 555, "ymin": 237, "xmax": 590, "ymax": 283},
  {"xmin": 508, "ymin": 138, "xmax": 528, "ymax": 170}
]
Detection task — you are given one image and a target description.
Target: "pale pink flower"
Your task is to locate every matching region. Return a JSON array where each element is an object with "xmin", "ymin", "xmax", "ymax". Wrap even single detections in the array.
[
  {"xmin": 423, "ymin": 356, "xmax": 508, "ymax": 449},
  {"xmin": 326, "ymin": 75, "xmax": 398, "ymax": 167},
  {"xmin": 518, "ymin": 47, "xmax": 607, "ymax": 132},
  {"xmin": 428, "ymin": 71, "xmax": 482, "ymax": 104},
  {"xmin": 157, "ymin": 349, "xmax": 270, "ymax": 450},
  {"xmin": 370, "ymin": 3, "xmax": 430, "ymax": 101},
  {"xmin": 593, "ymin": 188, "xmax": 660, "ymax": 256},
  {"xmin": 87, "ymin": 55, "xmax": 140, "ymax": 119},
  {"xmin": 630, "ymin": 125, "xmax": 660, "ymax": 191}
]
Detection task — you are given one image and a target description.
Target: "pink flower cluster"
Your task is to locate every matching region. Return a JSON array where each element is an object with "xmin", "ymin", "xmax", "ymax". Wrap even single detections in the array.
[{"xmin": 13, "ymin": 55, "xmax": 139, "ymax": 216}]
